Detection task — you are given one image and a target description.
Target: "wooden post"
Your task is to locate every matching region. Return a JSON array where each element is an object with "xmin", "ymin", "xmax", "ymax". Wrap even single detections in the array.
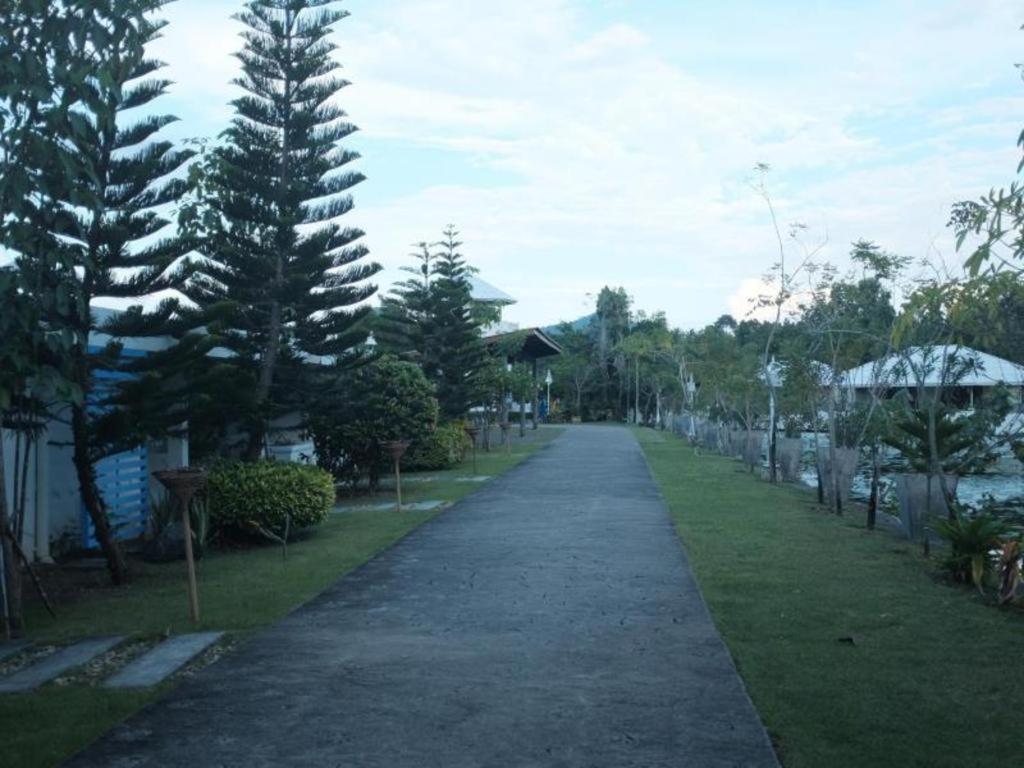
[
  {"xmin": 394, "ymin": 458, "xmax": 402, "ymax": 513},
  {"xmin": 384, "ymin": 441, "xmax": 410, "ymax": 512},
  {"xmin": 463, "ymin": 426, "xmax": 479, "ymax": 475},
  {"xmin": 180, "ymin": 492, "xmax": 200, "ymax": 624},
  {"xmin": 153, "ymin": 469, "xmax": 207, "ymax": 626}
]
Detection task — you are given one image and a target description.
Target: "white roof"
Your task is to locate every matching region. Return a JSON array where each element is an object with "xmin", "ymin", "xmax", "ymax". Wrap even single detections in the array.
[
  {"xmin": 469, "ymin": 275, "xmax": 516, "ymax": 305},
  {"xmin": 842, "ymin": 345, "xmax": 1024, "ymax": 389}
]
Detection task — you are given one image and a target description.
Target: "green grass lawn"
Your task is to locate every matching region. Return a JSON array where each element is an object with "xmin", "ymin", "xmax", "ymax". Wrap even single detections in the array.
[
  {"xmin": 635, "ymin": 427, "xmax": 1024, "ymax": 768},
  {"xmin": 5, "ymin": 426, "xmax": 561, "ymax": 768}
]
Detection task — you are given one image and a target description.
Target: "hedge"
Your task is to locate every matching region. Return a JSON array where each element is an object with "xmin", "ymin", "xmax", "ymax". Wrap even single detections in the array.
[{"xmin": 207, "ymin": 461, "xmax": 335, "ymax": 537}]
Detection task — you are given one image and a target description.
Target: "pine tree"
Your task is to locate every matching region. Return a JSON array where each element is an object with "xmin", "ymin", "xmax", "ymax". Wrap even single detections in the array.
[
  {"xmin": 374, "ymin": 227, "xmax": 487, "ymax": 419},
  {"xmin": 178, "ymin": 0, "xmax": 379, "ymax": 460},
  {"xmin": 429, "ymin": 226, "xmax": 487, "ymax": 418},
  {"xmin": 374, "ymin": 242, "xmax": 436, "ymax": 365},
  {"xmin": 25, "ymin": 2, "xmax": 192, "ymax": 584}
]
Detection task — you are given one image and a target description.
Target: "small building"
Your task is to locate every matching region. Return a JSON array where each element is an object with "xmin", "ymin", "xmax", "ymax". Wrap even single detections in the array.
[
  {"xmin": 841, "ymin": 345, "xmax": 1024, "ymax": 409},
  {"xmin": 471, "ymin": 276, "xmax": 561, "ymax": 423}
]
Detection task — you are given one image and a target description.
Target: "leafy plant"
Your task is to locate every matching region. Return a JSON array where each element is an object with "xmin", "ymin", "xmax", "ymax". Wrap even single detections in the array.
[
  {"xmin": 997, "ymin": 539, "xmax": 1022, "ymax": 605},
  {"xmin": 310, "ymin": 356, "xmax": 439, "ymax": 490},
  {"xmin": 934, "ymin": 513, "xmax": 1010, "ymax": 590},
  {"xmin": 885, "ymin": 398, "xmax": 1003, "ymax": 476},
  {"xmin": 405, "ymin": 422, "xmax": 471, "ymax": 471},
  {"xmin": 207, "ymin": 461, "xmax": 334, "ymax": 541}
]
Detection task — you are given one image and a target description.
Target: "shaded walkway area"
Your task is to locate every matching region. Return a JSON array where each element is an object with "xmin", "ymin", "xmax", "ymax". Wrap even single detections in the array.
[{"xmin": 67, "ymin": 426, "xmax": 777, "ymax": 767}]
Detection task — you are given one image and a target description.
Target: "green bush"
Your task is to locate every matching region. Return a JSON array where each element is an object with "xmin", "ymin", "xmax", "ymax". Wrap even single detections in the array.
[
  {"xmin": 208, "ymin": 461, "xmax": 334, "ymax": 538},
  {"xmin": 934, "ymin": 512, "xmax": 1010, "ymax": 589},
  {"xmin": 406, "ymin": 422, "xmax": 471, "ymax": 471},
  {"xmin": 309, "ymin": 356, "xmax": 440, "ymax": 489}
]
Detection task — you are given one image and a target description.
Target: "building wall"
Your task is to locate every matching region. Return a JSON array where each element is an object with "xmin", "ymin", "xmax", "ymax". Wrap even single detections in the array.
[{"xmin": 1, "ymin": 429, "xmax": 39, "ymax": 558}]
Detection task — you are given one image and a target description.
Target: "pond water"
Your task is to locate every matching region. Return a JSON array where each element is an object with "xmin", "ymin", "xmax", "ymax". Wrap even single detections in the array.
[
  {"xmin": 793, "ymin": 430, "xmax": 1024, "ymax": 511},
  {"xmin": 671, "ymin": 418, "xmax": 1024, "ymax": 511},
  {"xmin": 798, "ymin": 467, "xmax": 1024, "ymax": 510}
]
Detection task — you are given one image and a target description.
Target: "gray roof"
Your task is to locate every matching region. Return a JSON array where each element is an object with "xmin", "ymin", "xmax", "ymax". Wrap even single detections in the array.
[
  {"xmin": 469, "ymin": 275, "xmax": 516, "ymax": 305},
  {"xmin": 842, "ymin": 346, "xmax": 1024, "ymax": 389}
]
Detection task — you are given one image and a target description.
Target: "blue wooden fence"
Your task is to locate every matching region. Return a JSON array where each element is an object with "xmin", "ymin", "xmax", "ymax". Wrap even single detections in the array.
[
  {"xmin": 81, "ymin": 445, "xmax": 149, "ymax": 550},
  {"xmin": 80, "ymin": 346, "xmax": 150, "ymax": 549}
]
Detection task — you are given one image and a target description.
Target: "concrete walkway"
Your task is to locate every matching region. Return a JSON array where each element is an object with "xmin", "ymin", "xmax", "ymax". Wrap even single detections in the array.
[{"xmin": 67, "ymin": 426, "xmax": 778, "ymax": 767}]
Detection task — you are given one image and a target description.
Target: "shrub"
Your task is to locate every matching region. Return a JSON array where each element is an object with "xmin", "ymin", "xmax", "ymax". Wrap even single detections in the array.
[
  {"xmin": 207, "ymin": 461, "xmax": 334, "ymax": 538},
  {"xmin": 934, "ymin": 512, "xmax": 1010, "ymax": 589},
  {"xmin": 406, "ymin": 422, "xmax": 471, "ymax": 471},
  {"xmin": 309, "ymin": 356, "xmax": 439, "ymax": 489}
]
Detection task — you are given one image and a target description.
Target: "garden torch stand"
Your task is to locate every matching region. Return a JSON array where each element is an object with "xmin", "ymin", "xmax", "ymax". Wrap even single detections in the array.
[
  {"xmin": 384, "ymin": 440, "xmax": 411, "ymax": 512},
  {"xmin": 463, "ymin": 425, "xmax": 480, "ymax": 475},
  {"xmin": 153, "ymin": 468, "xmax": 207, "ymax": 625}
]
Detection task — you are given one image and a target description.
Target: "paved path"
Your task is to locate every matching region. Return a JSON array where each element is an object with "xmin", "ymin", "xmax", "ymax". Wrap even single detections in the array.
[{"xmin": 67, "ymin": 426, "xmax": 778, "ymax": 767}]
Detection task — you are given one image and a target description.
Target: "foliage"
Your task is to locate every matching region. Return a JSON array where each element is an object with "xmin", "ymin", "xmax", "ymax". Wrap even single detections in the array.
[
  {"xmin": 376, "ymin": 226, "xmax": 486, "ymax": 418},
  {"xmin": 146, "ymin": 492, "xmax": 211, "ymax": 558},
  {"xmin": 1, "ymin": 1, "xmax": 194, "ymax": 585},
  {"xmin": 550, "ymin": 321, "xmax": 595, "ymax": 419},
  {"xmin": 207, "ymin": 461, "xmax": 334, "ymax": 539},
  {"xmin": 934, "ymin": 513, "xmax": 1010, "ymax": 589},
  {"xmin": 310, "ymin": 357, "xmax": 439, "ymax": 489},
  {"xmin": 169, "ymin": 0, "xmax": 380, "ymax": 459},
  {"xmin": 405, "ymin": 422, "xmax": 471, "ymax": 471},
  {"xmin": 883, "ymin": 392, "xmax": 1009, "ymax": 477}
]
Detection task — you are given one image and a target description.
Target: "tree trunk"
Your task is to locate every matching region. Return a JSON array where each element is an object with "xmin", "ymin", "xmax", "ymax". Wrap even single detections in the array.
[
  {"xmin": 248, "ymin": 15, "xmax": 293, "ymax": 461},
  {"xmin": 0, "ymin": 437, "xmax": 23, "ymax": 637},
  {"xmin": 767, "ymin": 387, "xmax": 778, "ymax": 483},
  {"xmin": 867, "ymin": 440, "xmax": 880, "ymax": 531},
  {"xmin": 72, "ymin": 403, "xmax": 128, "ymax": 584},
  {"xmin": 634, "ymin": 358, "xmax": 640, "ymax": 425},
  {"xmin": 531, "ymin": 359, "xmax": 539, "ymax": 430},
  {"xmin": 826, "ymin": 384, "xmax": 842, "ymax": 515}
]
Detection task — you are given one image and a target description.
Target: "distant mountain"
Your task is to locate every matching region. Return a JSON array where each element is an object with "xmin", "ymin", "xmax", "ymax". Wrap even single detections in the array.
[{"xmin": 543, "ymin": 314, "xmax": 595, "ymax": 336}]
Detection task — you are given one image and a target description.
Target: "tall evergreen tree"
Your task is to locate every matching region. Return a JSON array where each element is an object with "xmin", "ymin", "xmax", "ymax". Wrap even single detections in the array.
[
  {"xmin": 431, "ymin": 226, "xmax": 486, "ymax": 418},
  {"xmin": 375, "ymin": 227, "xmax": 486, "ymax": 419},
  {"xmin": 67, "ymin": 1, "xmax": 192, "ymax": 584},
  {"xmin": 374, "ymin": 242, "xmax": 436, "ymax": 364},
  {"xmin": 2, "ymin": 2, "xmax": 188, "ymax": 584},
  {"xmin": 177, "ymin": 0, "xmax": 379, "ymax": 460}
]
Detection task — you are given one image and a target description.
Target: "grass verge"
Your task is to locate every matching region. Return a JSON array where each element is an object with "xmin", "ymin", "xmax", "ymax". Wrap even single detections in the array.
[
  {"xmin": 635, "ymin": 427, "xmax": 1024, "ymax": 768},
  {"xmin": 5, "ymin": 426, "xmax": 561, "ymax": 768}
]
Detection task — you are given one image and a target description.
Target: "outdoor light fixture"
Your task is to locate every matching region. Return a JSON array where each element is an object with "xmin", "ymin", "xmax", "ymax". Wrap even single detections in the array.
[
  {"xmin": 153, "ymin": 468, "xmax": 208, "ymax": 624},
  {"xmin": 383, "ymin": 440, "xmax": 411, "ymax": 512},
  {"xmin": 464, "ymin": 424, "xmax": 480, "ymax": 475}
]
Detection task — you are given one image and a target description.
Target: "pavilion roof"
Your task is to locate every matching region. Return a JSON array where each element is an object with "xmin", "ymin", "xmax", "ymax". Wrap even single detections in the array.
[{"xmin": 842, "ymin": 345, "xmax": 1024, "ymax": 389}]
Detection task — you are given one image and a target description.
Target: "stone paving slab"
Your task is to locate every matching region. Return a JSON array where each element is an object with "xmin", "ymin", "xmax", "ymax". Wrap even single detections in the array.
[
  {"xmin": 0, "ymin": 636, "xmax": 123, "ymax": 693},
  {"xmin": 333, "ymin": 500, "xmax": 445, "ymax": 514},
  {"xmin": 67, "ymin": 427, "xmax": 778, "ymax": 767},
  {"xmin": 0, "ymin": 639, "xmax": 29, "ymax": 664},
  {"xmin": 105, "ymin": 632, "xmax": 224, "ymax": 689}
]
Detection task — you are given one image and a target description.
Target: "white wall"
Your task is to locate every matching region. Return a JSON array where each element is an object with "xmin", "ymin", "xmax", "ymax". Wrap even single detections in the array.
[{"xmin": 1, "ymin": 428, "xmax": 39, "ymax": 559}]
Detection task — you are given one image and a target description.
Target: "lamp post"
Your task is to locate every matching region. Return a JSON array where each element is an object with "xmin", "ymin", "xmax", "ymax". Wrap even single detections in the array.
[{"xmin": 544, "ymin": 369, "xmax": 553, "ymax": 421}]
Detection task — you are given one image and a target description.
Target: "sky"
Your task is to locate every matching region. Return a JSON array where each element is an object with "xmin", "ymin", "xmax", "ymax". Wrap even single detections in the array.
[{"xmin": 145, "ymin": 0, "xmax": 1024, "ymax": 330}]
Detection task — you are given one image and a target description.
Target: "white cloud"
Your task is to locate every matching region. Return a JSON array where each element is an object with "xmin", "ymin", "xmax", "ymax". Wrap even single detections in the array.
[{"xmin": 143, "ymin": 0, "xmax": 1024, "ymax": 330}]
